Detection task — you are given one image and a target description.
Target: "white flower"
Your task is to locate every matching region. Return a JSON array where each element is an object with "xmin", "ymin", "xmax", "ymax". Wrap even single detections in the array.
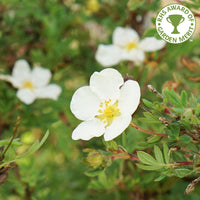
[
  {"xmin": 0, "ymin": 59, "xmax": 62, "ymax": 104},
  {"xmin": 95, "ymin": 26, "xmax": 166, "ymax": 67},
  {"xmin": 70, "ymin": 68, "xmax": 140, "ymax": 141}
]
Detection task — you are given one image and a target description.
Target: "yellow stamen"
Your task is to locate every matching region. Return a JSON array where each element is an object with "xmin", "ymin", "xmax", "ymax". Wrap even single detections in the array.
[
  {"xmin": 23, "ymin": 81, "xmax": 34, "ymax": 90},
  {"xmin": 96, "ymin": 100, "xmax": 121, "ymax": 127},
  {"xmin": 125, "ymin": 42, "xmax": 137, "ymax": 50}
]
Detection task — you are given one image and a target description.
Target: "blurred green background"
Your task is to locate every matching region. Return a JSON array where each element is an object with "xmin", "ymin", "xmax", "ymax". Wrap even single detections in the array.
[{"xmin": 0, "ymin": 0, "xmax": 200, "ymax": 199}]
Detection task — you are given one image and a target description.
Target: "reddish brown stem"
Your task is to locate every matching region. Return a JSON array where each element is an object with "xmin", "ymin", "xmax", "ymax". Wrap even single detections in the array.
[
  {"xmin": 59, "ymin": 112, "xmax": 74, "ymax": 129},
  {"xmin": 176, "ymin": 161, "xmax": 193, "ymax": 166},
  {"xmin": 110, "ymin": 153, "xmax": 139, "ymax": 161},
  {"xmin": 129, "ymin": 154, "xmax": 140, "ymax": 161},
  {"xmin": 130, "ymin": 122, "xmax": 168, "ymax": 137}
]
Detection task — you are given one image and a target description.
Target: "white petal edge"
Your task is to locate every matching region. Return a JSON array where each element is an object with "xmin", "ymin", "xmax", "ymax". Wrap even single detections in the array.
[
  {"xmin": 0, "ymin": 74, "xmax": 22, "ymax": 88},
  {"xmin": 113, "ymin": 26, "xmax": 140, "ymax": 47},
  {"xmin": 72, "ymin": 119, "xmax": 105, "ymax": 140},
  {"xmin": 31, "ymin": 66, "xmax": 52, "ymax": 87},
  {"xmin": 104, "ymin": 115, "xmax": 131, "ymax": 141},
  {"xmin": 139, "ymin": 37, "xmax": 166, "ymax": 52},
  {"xmin": 70, "ymin": 86, "xmax": 101, "ymax": 121},
  {"xmin": 122, "ymin": 49, "xmax": 145, "ymax": 64},
  {"xmin": 0, "ymin": 75, "xmax": 11, "ymax": 81},
  {"xmin": 16, "ymin": 89, "xmax": 36, "ymax": 105},
  {"xmin": 95, "ymin": 44, "xmax": 123, "ymax": 67},
  {"xmin": 90, "ymin": 68, "xmax": 124, "ymax": 102},
  {"xmin": 12, "ymin": 59, "xmax": 31, "ymax": 82},
  {"xmin": 34, "ymin": 84, "xmax": 62, "ymax": 100},
  {"xmin": 118, "ymin": 80, "xmax": 141, "ymax": 115}
]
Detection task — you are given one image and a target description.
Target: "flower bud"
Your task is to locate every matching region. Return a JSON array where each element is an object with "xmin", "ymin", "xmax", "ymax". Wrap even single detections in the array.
[{"xmin": 86, "ymin": 150, "xmax": 103, "ymax": 168}]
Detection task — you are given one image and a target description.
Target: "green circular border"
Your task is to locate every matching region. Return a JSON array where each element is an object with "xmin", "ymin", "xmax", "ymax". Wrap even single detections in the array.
[{"xmin": 156, "ymin": 3, "xmax": 196, "ymax": 44}]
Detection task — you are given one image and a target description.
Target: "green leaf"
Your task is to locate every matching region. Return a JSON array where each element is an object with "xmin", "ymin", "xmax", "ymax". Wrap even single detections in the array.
[
  {"xmin": 137, "ymin": 163, "xmax": 163, "ymax": 171},
  {"xmin": 165, "ymin": 123, "xmax": 180, "ymax": 139},
  {"xmin": 127, "ymin": 0, "xmax": 145, "ymax": 11},
  {"xmin": 154, "ymin": 145, "xmax": 164, "ymax": 164},
  {"xmin": 153, "ymin": 102, "xmax": 164, "ymax": 112},
  {"xmin": 175, "ymin": 168, "xmax": 191, "ymax": 178},
  {"xmin": 179, "ymin": 135, "xmax": 192, "ymax": 144},
  {"xmin": 154, "ymin": 175, "xmax": 166, "ymax": 182},
  {"xmin": 137, "ymin": 151, "xmax": 157, "ymax": 165},
  {"xmin": 98, "ymin": 171, "xmax": 107, "ymax": 186},
  {"xmin": 163, "ymin": 143, "xmax": 170, "ymax": 164},
  {"xmin": 194, "ymin": 104, "xmax": 200, "ymax": 115},
  {"xmin": 173, "ymin": 107, "xmax": 184, "ymax": 114},
  {"xmin": 122, "ymin": 132, "xmax": 127, "ymax": 148},
  {"xmin": 147, "ymin": 136, "xmax": 161, "ymax": 143},
  {"xmin": 191, "ymin": 117, "xmax": 200, "ymax": 124},
  {"xmin": 85, "ymin": 170, "xmax": 104, "ymax": 177},
  {"xmin": 103, "ymin": 140, "xmax": 118, "ymax": 151},
  {"xmin": 142, "ymin": 99, "xmax": 153, "ymax": 109},
  {"xmin": 3, "ymin": 147, "xmax": 16, "ymax": 162},
  {"xmin": 181, "ymin": 90, "xmax": 188, "ymax": 107},
  {"xmin": 163, "ymin": 89, "xmax": 183, "ymax": 107},
  {"xmin": 17, "ymin": 130, "xmax": 49, "ymax": 159},
  {"xmin": 140, "ymin": 112, "xmax": 161, "ymax": 124},
  {"xmin": 143, "ymin": 28, "xmax": 161, "ymax": 39},
  {"xmin": 0, "ymin": 138, "xmax": 22, "ymax": 147}
]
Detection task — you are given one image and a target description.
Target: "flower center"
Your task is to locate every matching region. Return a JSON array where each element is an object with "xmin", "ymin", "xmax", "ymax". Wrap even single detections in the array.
[
  {"xmin": 125, "ymin": 42, "xmax": 137, "ymax": 50},
  {"xmin": 97, "ymin": 99, "xmax": 121, "ymax": 127},
  {"xmin": 22, "ymin": 81, "xmax": 34, "ymax": 90}
]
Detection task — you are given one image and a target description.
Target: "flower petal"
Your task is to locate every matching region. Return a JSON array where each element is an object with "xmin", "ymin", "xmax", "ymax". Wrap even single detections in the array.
[
  {"xmin": 35, "ymin": 84, "xmax": 62, "ymax": 100},
  {"xmin": 0, "ymin": 75, "xmax": 11, "ymax": 81},
  {"xmin": 31, "ymin": 66, "xmax": 52, "ymax": 87},
  {"xmin": 70, "ymin": 86, "xmax": 101, "ymax": 121},
  {"xmin": 16, "ymin": 89, "xmax": 36, "ymax": 105},
  {"xmin": 118, "ymin": 80, "xmax": 140, "ymax": 115},
  {"xmin": 122, "ymin": 49, "xmax": 145, "ymax": 64},
  {"xmin": 90, "ymin": 68, "xmax": 124, "ymax": 102},
  {"xmin": 12, "ymin": 60, "xmax": 31, "ymax": 84},
  {"xmin": 0, "ymin": 74, "xmax": 24, "ymax": 88},
  {"xmin": 72, "ymin": 119, "xmax": 105, "ymax": 140},
  {"xmin": 139, "ymin": 37, "xmax": 166, "ymax": 52},
  {"xmin": 113, "ymin": 26, "xmax": 139, "ymax": 47},
  {"xmin": 95, "ymin": 44, "xmax": 123, "ymax": 67},
  {"xmin": 104, "ymin": 115, "xmax": 131, "ymax": 141}
]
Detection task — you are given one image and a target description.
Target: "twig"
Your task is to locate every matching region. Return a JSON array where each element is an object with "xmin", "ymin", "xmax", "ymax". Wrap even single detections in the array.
[
  {"xmin": 130, "ymin": 122, "xmax": 168, "ymax": 137},
  {"xmin": 139, "ymin": 103, "xmax": 154, "ymax": 115},
  {"xmin": 185, "ymin": 176, "xmax": 200, "ymax": 195},
  {"xmin": 147, "ymin": 85, "xmax": 164, "ymax": 99},
  {"xmin": 109, "ymin": 153, "xmax": 139, "ymax": 161},
  {"xmin": 0, "ymin": 116, "xmax": 20, "ymax": 161},
  {"xmin": 129, "ymin": 153, "xmax": 139, "ymax": 161},
  {"xmin": 13, "ymin": 164, "xmax": 34, "ymax": 200},
  {"xmin": 59, "ymin": 112, "xmax": 74, "ymax": 129},
  {"xmin": 180, "ymin": 147, "xmax": 200, "ymax": 156},
  {"xmin": 6, "ymin": 102, "xmax": 22, "ymax": 119},
  {"xmin": 142, "ymin": 65, "xmax": 157, "ymax": 94}
]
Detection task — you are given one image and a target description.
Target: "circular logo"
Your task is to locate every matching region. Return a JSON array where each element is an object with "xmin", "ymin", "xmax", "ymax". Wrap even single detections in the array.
[{"xmin": 156, "ymin": 4, "xmax": 196, "ymax": 44}]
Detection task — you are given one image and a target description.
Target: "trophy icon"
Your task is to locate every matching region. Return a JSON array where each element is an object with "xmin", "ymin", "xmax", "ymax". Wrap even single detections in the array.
[{"xmin": 166, "ymin": 14, "xmax": 185, "ymax": 34}]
